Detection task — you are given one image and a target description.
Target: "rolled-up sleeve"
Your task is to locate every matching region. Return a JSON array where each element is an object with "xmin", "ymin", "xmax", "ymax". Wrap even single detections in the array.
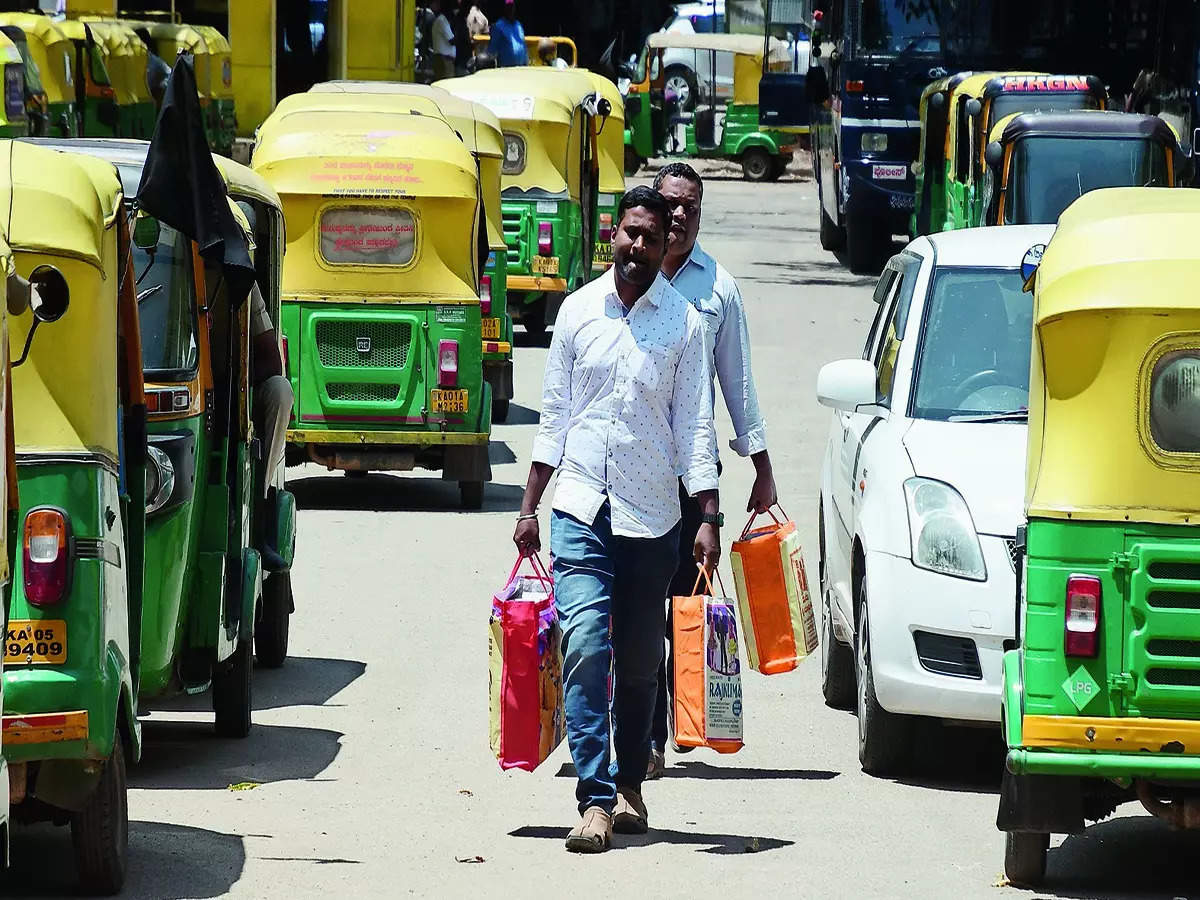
[
  {"xmin": 530, "ymin": 308, "xmax": 574, "ymax": 468},
  {"xmin": 714, "ymin": 277, "xmax": 767, "ymax": 457},
  {"xmin": 673, "ymin": 312, "xmax": 719, "ymax": 496}
]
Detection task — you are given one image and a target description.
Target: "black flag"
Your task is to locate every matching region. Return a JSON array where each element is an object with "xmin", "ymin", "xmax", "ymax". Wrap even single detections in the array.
[{"xmin": 136, "ymin": 54, "xmax": 255, "ymax": 307}]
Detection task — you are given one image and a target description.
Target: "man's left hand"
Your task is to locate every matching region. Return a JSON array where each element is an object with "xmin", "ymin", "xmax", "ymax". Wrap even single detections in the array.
[
  {"xmin": 746, "ymin": 467, "xmax": 778, "ymax": 514},
  {"xmin": 694, "ymin": 522, "xmax": 721, "ymax": 573}
]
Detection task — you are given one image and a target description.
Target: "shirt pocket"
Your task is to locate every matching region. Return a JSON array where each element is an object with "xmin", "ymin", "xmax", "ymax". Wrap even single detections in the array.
[{"xmin": 630, "ymin": 346, "xmax": 672, "ymax": 395}]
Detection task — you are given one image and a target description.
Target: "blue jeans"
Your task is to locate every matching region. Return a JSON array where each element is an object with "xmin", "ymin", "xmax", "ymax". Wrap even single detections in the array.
[{"xmin": 551, "ymin": 504, "xmax": 681, "ymax": 814}]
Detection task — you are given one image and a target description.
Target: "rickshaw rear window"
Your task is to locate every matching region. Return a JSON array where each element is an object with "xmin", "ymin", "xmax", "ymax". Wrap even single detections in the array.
[
  {"xmin": 911, "ymin": 267, "xmax": 1032, "ymax": 421},
  {"xmin": 136, "ymin": 221, "xmax": 198, "ymax": 377},
  {"xmin": 1149, "ymin": 349, "xmax": 1200, "ymax": 453},
  {"xmin": 502, "ymin": 132, "xmax": 526, "ymax": 175},
  {"xmin": 989, "ymin": 92, "xmax": 1099, "ymax": 129},
  {"xmin": 319, "ymin": 207, "xmax": 416, "ymax": 267}
]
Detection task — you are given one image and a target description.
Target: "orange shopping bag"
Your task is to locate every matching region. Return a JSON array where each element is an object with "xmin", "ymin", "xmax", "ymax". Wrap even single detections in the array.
[
  {"xmin": 729, "ymin": 505, "xmax": 818, "ymax": 675},
  {"xmin": 672, "ymin": 566, "xmax": 743, "ymax": 754}
]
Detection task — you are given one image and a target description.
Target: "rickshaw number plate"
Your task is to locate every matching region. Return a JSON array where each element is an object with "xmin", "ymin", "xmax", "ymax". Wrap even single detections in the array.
[
  {"xmin": 593, "ymin": 244, "xmax": 613, "ymax": 264},
  {"xmin": 6, "ymin": 620, "xmax": 66, "ymax": 665},
  {"xmin": 432, "ymin": 389, "xmax": 469, "ymax": 413},
  {"xmin": 481, "ymin": 318, "xmax": 501, "ymax": 340},
  {"xmin": 531, "ymin": 256, "xmax": 559, "ymax": 275}
]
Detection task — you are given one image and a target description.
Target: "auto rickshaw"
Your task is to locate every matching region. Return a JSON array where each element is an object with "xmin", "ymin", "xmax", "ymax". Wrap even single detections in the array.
[
  {"xmin": 0, "ymin": 23, "xmax": 49, "ymax": 136},
  {"xmin": 253, "ymin": 105, "xmax": 493, "ymax": 506},
  {"xmin": 0, "ymin": 30, "xmax": 27, "ymax": 138},
  {"xmin": 980, "ymin": 111, "xmax": 1179, "ymax": 227},
  {"xmin": 140, "ymin": 22, "xmax": 216, "ymax": 146},
  {"xmin": 0, "ymin": 14, "xmax": 75, "ymax": 137},
  {"xmin": 0, "ymin": 140, "xmax": 143, "ymax": 894},
  {"xmin": 1000, "ymin": 187, "xmax": 1200, "ymax": 886},
  {"xmin": 439, "ymin": 67, "xmax": 604, "ymax": 336},
  {"xmin": 909, "ymin": 71, "xmax": 981, "ymax": 240},
  {"xmin": 625, "ymin": 33, "xmax": 796, "ymax": 181},
  {"xmin": 582, "ymin": 69, "xmax": 625, "ymax": 276},
  {"xmin": 85, "ymin": 22, "xmax": 155, "ymax": 139},
  {"xmin": 472, "ymin": 33, "xmax": 577, "ymax": 67},
  {"xmin": 309, "ymin": 81, "xmax": 516, "ymax": 424},
  {"xmin": 194, "ymin": 25, "xmax": 234, "ymax": 155},
  {"xmin": 56, "ymin": 20, "xmax": 118, "ymax": 137}
]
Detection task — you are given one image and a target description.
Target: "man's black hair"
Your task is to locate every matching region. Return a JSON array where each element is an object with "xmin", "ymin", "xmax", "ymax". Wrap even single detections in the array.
[
  {"xmin": 653, "ymin": 161, "xmax": 703, "ymax": 199},
  {"xmin": 617, "ymin": 185, "xmax": 670, "ymax": 236}
]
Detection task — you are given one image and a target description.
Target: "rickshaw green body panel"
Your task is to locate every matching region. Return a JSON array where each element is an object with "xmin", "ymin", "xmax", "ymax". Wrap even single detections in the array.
[
  {"xmin": 213, "ymin": 98, "xmax": 236, "ymax": 156},
  {"xmin": 3, "ymin": 462, "xmax": 139, "ymax": 765},
  {"xmin": 481, "ymin": 250, "xmax": 512, "ymax": 403},
  {"xmin": 591, "ymin": 191, "xmax": 620, "ymax": 274},
  {"xmin": 502, "ymin": 194, "xmax": 585, "ymax": 309},
  {"xmin": 624, "ymin": 92, "xmax": 654, "ymax": 162},
  {"xmin": 45, "ymin": 100, "xmax": 76, "ymax": 137},
  {"xmin": 1003, "ymin": 518, "xmax": 1200, "ymax": 779},
  {"xmin": 0, "ymin": 121, "xmax": 25, "ymax": 138},
  {"xmin": 625, "ymin": 100, "xmax": 793, "ymax": 170},
  {"xmin": 116, "ymin": 101, "xmax": 155, "ymax": 140}
]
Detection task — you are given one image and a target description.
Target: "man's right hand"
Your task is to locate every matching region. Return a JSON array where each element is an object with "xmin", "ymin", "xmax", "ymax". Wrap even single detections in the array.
[{"xmin": 514, "ymin": 517, "xmax": 541, "ymax": 555}]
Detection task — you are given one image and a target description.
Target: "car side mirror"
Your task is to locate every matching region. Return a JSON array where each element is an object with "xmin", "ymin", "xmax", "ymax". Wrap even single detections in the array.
[
  {"xmin": 29, "ymin": 265, "xmax": 69, "ymax": 323},
  {"xmin": 930, "ymin": 90, "xmax": 945, "ymax": 111},
  {"xmin": 133, "ymin": 214, "xmax": 160, "ymax": 250},
  {"xmin": 985, "ymin": 140, "xmax": 1003, "ymax": 169},
  {"xmin": 966, "ymin": 98, "xmax": 982, "ymax": 118},
  {"xmin": 817, "ymin": 359, "xmax": 877, "ymax": 412}
]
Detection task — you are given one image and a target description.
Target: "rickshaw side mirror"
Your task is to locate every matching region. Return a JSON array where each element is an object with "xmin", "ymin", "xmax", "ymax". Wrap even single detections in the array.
[
  {"xmin": 133, "ymin": 214, "xmax": 161, "ymax": 250},
  {"xmin": 984, "ymin": 141, "xmax": 1003, "ymax": 169},
  {"xmin": 29, "ymin": 265, "xmax": 69, "ymax": 324},
  {"xmin": 930, "ymin": 91, "xmax": 945, "ymax": 111},
  {"xmin": 598, "ymin": 97, "xmax": 612, "ymax": 119},
  {"xmin": 966, "ymin": 98, "xmax": 982, "ymax": 118}
]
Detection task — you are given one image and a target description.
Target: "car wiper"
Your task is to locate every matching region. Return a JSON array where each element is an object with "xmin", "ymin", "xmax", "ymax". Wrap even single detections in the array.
[
  {"xmin": 137, "ymin": 284, "xmax": 164, "ymax": 304},
  {"xmin": 949, "ymin": 411, "xmax": 1029, "ymax": 423}
]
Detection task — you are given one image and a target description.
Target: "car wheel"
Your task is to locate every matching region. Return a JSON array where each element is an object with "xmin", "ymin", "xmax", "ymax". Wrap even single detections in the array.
[
  {"xmin": 819, "ymin": 501, "xmax": 855, "ymax": 708},
  {"xmin": 1004, "ymin": 831, "xmax": 1049, "ymax": 887},
  {"xmin": 70, "ymin": 737, "xmax": 128, "ymax": 895},
  {"xmin": 663, "ymin": 65, "xmax": 697, "ymax": 111},
  {"xmin": 741, "ymin": 148, "xmax": 771, "ymax": 182},
  {"xmin": 855, "ymin": 581, "xmax": 914, "ymax": 775}
]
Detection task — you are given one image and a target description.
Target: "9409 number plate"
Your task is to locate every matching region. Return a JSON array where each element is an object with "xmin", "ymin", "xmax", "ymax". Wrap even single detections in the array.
[{"xmin": 6, "ymin": 620, "xmax": 66, "ymax": 664}]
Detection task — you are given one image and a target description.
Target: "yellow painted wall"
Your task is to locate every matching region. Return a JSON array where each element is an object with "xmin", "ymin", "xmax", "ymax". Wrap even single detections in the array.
[
  {"xmin": 347, "ymin": 0, "xmax": 414, "ymax": 83},
  {"xmin": 229, "ymin": 0, "xmax": 274, "ymax": 137}
]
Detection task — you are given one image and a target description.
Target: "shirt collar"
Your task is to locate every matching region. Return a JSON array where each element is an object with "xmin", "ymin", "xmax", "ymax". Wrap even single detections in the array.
[
  {"xmin": 670, "ymin": 241, "xmax": 713, "ymax": 281},
  {"xmin": 605, "ymin": 268, "xmax": 665, "ymax": 309}
]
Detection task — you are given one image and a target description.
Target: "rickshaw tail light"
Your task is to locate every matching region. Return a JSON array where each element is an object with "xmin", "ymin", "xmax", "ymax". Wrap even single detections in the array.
[
  {"xmin": 23, "ymin": 508, "xmax": 72, "ymax": 608},
  {"xmin": 599, "ymin": 213, "xmax": 613, "ymax": 243},
  {"xmin": 846, "ymin": 80, "xmax": 865, "ymax": 93},
  {"xmin": 538, "ymin": 222, "xmax": 553, "ymax": 256},
  {"xmin": 479, "ymin": 275, "xmax": 492, "ymax": 316},
  {"xmin": 1065, "ymin": 575, "xmax": 1101, "ymax": 657},
  {"xmin": 438, "ymin": 339, "xmax": 459, "ymax": 388}
]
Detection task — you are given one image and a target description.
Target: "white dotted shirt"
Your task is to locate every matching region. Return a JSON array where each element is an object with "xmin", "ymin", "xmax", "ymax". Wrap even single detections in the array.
[{"xmin": 532, "ymin": 269, "xmax": 718, "ymax": 539}]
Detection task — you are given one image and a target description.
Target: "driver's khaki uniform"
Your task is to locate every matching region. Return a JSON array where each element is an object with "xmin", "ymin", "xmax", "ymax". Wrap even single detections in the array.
[{"xmin": 250, "ymin": 283, "xmax": 293, "ymax": 494}]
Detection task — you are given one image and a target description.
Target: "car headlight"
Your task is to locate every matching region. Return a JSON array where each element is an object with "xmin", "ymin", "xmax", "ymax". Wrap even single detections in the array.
[
  {"xmin": 903, "ymin": 477, "xmax": 986, "ymax": 581},
  {"xmin": 861, "ymin": 132, "xmax": 888, "ymax": 152}
]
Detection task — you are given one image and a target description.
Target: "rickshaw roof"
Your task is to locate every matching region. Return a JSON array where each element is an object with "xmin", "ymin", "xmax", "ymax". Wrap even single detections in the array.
[
  {"xmin": 647, "ymin": 31, "xmax": 787, "ymax": 62},
  {"xmin": 1034, "ymin": 187, "xmax": 1200, "ymax": 320},
  {"xmin": 438, "ymin": 73, "xmax": 575, "ymax": 125},
  {"xmin": 143, "ymin": 21, "xmax": 208, "ymax": 52},
  {"xmin": 977, "ymin": 72, "xmax": 1103, "ymax": 100},
  {"xmin": 0, "ymin": 13, "xmax": 70, "ymax": 47},
  {"xmin": 54, "ymin": 19, "xmax": 96, "ymax": 42},
  {"xmin": 991, "ymin": 110, "xmax": 1178, "ymax": 145},
  {"xmin": 0, "ymin": 142, "xmax": 121, "ymax": 269},
  {"xmin": 212, "ymin": 155, "xmax": 283, "ymax": 210},
  {"xmin": 86, "ymin": 21, "xmax": 143, "ymax": 58},
  {"xmin": 194, "ymin": 25, "xmax": 230, "ymax": 53},
  {"xmin": 0, "ymin": 29, "xmax": 20, "ymax": 65},
  {"xmin": 270, "ymin": 89, "xmax": 446, "ymax": 123},
  {"xmin": 253, "ymin": 109, "xmax": 478, "ymax": 198}
]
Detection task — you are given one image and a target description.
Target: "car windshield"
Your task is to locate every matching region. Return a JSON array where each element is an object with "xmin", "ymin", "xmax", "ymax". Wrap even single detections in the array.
[
  {"xmin": 988, "ymin": 91, "xmax": 1099, "ymax": 130},
  {"xmin": 1006, "ymin": 136, "xmax": 1168, "ymax": 225},
  {"xmin": 911, "ymin": 267, "xmax": 1032, "ymax": 421},
  {"xmin": 858, "ymin": 0, "xmax": 940, "ymax": 54}
]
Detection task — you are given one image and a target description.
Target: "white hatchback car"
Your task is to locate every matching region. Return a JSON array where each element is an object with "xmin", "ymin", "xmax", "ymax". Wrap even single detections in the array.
[{"xmin": 815, "ymin": 224, "xmax": 1055, "ymax": 776}]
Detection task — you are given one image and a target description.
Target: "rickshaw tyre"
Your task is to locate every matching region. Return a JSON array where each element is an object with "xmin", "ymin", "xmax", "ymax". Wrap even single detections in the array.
[
  {"xmin": 213, "ymin": 637, "xmax": 253, "ymax": 738},
  {"xmin": 70, "ymin": 738, "xmax": 128, "ymax": 895},
  {"xmin": 492, "ymin": 396, "xmax": 510, "ymax": 423},
  {"xmin": 1003, "ymin": 831, "xmax": 1048, "ymax": 887},
  {"xmin": 855, "ymin": 589, "xmax": 914, "ymax": 776},
  {"xmin": 741, "ymin": 148, "xmax": 772, "ymax": 182},
  {"xmin": 460, "ymin": 481, "xmax": 484, "ymax": 510},
  {"xmin": 255, "ymin": 573, "xmax": 291, "ymax": 669},
  {"xmin": 345, "ymin": 470, "xmax": 369, "ymax": 479}
]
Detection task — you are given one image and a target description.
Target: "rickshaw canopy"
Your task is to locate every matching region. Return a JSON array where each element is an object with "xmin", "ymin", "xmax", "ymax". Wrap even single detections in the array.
[
  {"xmin": 990, "ymin": 109, "xmax": 1180, "ymax": 148},
  {"xmin": 0, "ymin": 13, "xmax": 73, "ymax": 105},
  {"xmin": 194, "ymin": 25, "xmax": 232, "ymax": 101},
  {"xmin": 1026, "ymin": 187, "xmax": 1200, "ymax": 525},
  {"xmin": 582, "ymin": 69, "xmax": 624, "ymax": 194},
  {"xmin": 86, "ymin": 21, "xmax": 151, "ymax": 105},
  {"xmin": 142, "ymin": 22, "xmax": 210, "ymax": 99},
  {"xmin": 647, "ymin": 32, "xmax": 790, "ymax": 105},
  {"xmin": 0, "ymin": 28, "xmax": 21, "ymax": 67}
]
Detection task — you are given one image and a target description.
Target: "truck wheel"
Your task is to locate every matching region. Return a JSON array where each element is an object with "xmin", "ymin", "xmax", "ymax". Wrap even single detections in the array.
[
  {"xmin": 71, "ymin": 738, "xmax": 128, "ymax": 895},
  {"xmin": 492, "ymin": 395, "xmax": 510, "ymax": 423},
  {"xmin": 817, "ymin": 179, "xmax": 845, "ymax": 251},
  {"xmin": 742, "ymin": 148, "xmax": 771, "ymax": 182},
  {"xmin": 846, "ymin": 215, "xmax": 888, "ymax": 274},
  {"xmin": 1004, "ymin": 831, "xmax": 1049, "ymax": 887},
  {"xmin": 213, "ymin": 636, "xmax": 253, "ymax": 738},
  {"xmin": 255, "ymin": 572, "xmax": 291, "ymax": 669},
  {"xmin": 459, "ymin": 481, "xmax": 484, "ymax": 510},
  {"xmin": 767, "ymin": 157, "xmax": 788, "ymax": 181},
  {"xmin": 856, "ymin": 586, "xmax": 914, "ymax": 775}
]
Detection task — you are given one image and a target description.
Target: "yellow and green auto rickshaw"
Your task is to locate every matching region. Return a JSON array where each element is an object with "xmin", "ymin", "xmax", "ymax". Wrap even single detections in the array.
[
  {"xmin": 439, "ymin": 67, "xmax": 605, "ymax": 337},
  {"xmin": 910, "ymin": 72, "xmax": 982, "ymax": 240},
  {"xmin": 0, "ymin": 14, "xmax": 75, "ymax": 138},
  {"xmin": 0, "ymin": 141, "xmax": 143, "ymax": 893},
  {"xmin": 0, "ymin": 29, "xmax": 28, "ymax": 138},
  {"xmin": 582, "ymin": 69, "xmax": 625, "ymax": 276},
  {"xmin": 308, "ymin": 80, "xmax": 517, "ymax": 423},
  {"xmin": 980, "ymin": 110, "xmax": 1180, "ymax": 227},
  {"xmin": 0, "ymin": 21, "xmax": 49, "ymax": 136},
  {"xmin": 194, "ymin": 25, "xmax": 234, "ymax": 155},
  {"xmin": 1000, "ymin": 187, "xmax": 1200, "ymax": 886},
  {"xmin": 56, "ymin": 20, "xmax": 117, "ymax": 137},
  {"xmin": 253, "ymin": 104, "xmax": 493, "ymax": 506},
  {"xmin": 84, "ymin": 22, "xmax": 155, "ymax": 139},
  {"xmin": 140, "ymin": 22, "xmax": 218, "ymax": 142}
]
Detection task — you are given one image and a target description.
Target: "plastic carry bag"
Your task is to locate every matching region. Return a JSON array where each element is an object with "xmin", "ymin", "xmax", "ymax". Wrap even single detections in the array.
[
  {"xmin": 672, "ymin": 566, "xmax": 744, "ymax": 754},
  {"xmin": 488, "ymin": 553, "xmax": 564, "ymax": 771},
  {"xmin": 729, "ymin": 506, "xmax": 819, "ymax": 675}
]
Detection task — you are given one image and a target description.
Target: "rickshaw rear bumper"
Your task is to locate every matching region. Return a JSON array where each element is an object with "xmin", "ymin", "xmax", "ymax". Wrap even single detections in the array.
[
  {"xmin": 289, "ymin": 429, "xmax": 491, "ymax": 479},
  {"xmin": 1008, "ymin": 715, "xmax": 1200, "ymax": 779},
  {"xmin": 508, "ymin": 275, "xmax": 569, "ymax": 293},
  {"xmin": 1007, "ymin": 746, "xmax": 1200, "ymax": 780},
  {"xmin": 1, "ymin": 709, "xmax": 94, "ymax": 763}
]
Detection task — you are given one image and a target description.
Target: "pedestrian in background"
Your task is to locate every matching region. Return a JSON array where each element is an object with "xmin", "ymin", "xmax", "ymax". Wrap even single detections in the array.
[
  {"xmin": 490, "ymin": 0, "xmax": 528, "ymax": 66},
  {"xmin": 538, "ymin": 37, "xmax": 569, "ymax": 69},
  {"xmin": 646, "ymin": 162, "xmax": 777, "ymax": 779},
  {"xmin": 451, "ymin": 1, "xmax": 473, "ymax": 75},
  {"xmin": 514, "ymin": 185, "xmax": 721, "ymax": 853},
  {"xmin": 467, "ymin": 3, "xmax": 489, "ymax": 37},
  {"xmin": 430, "ymin": 0, "xmax": 457, "ymax": 80}
]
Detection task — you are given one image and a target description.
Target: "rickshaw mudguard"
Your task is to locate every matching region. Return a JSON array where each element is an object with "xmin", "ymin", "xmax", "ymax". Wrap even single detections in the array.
[
  {"xmin": 225, "ymin": 548, "xmax": 261, "ymax": 657},
  {"xmin": 271, "ymin": 490, "xmax": 296, "ymax": 572}
]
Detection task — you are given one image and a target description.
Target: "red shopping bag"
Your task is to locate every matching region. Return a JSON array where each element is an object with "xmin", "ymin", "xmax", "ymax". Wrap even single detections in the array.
[{"xmin": 488, "ymin": 553, "xmax": 564, "ymax": 772}]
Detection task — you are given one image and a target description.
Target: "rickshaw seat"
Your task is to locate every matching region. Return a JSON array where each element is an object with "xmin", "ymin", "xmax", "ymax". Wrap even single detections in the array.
[{"xmin": 694, "ymin": 107, "xmax": 716, "ymax": 147}]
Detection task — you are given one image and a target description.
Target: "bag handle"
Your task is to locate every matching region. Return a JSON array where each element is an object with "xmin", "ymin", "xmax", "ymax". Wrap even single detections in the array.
[
  {"xmin": 507, "ymin": 551, "xmax": 553, "ymax": 588},
  {"xmin": 739, "ymin": 502, "xmax": 791, "ymax": 539},
  {"xmin": 689, "ymin": 562, "xmax": 728, "ymax": 598}
]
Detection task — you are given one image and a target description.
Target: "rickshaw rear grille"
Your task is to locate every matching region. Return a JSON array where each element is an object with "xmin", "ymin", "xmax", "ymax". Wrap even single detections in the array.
[
  {"xmin": 1146, "ymin": 668, "xmax": 1200, "ymax": 686},
  {"xmin": 1147, "ymin": 639, "xmax": 1200, "ymax": 659},
  {"xmin": 502, "ymin": 211, "xmax": 526, "ymax": 267},
  {"xmin": 316, "ymin": 321, "xmax": 411, "ymax": 368},
  {"xmin": 1149, "ymin": 562, "xmax": 1200, "ymax": 582},
  {"xmin": 326, "ymin": 383, "xmax": 401, "ymax": 403},
  {"xmin": 1147, "ymin": 591, "xmax": 1200, "ymax": 610}
]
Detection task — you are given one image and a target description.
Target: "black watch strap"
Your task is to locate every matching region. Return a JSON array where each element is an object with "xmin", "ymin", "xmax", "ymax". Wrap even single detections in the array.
[{"xmin": 701, "ymin": 512, "xmax": 724, "ymax": 528}]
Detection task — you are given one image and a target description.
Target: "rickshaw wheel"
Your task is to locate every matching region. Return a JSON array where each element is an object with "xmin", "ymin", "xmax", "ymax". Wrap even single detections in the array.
[
  {"xmin": 460, "ymin": 481, "xmax": 484, "ymax": 510},
  {"xmin": 741, "ymin": 148, "xmax": 771, "ymax": 182},
  {"xmin": 255, "ymin": 572, "xmax": 292, "ymax": 669},
  {"xmin": 213, "ymin": 638, "xmax": 253, "ymax": 738},
  {"xmin": 70, "ymin": 737, "xmax": 128, "ymax": 895},
  {"xmin": 522, "ymin": 299, "xmax": 547, "ymax": 338},
  {"xmin": 492, "ymin": 396, "xmax": 511, "ymax": 423},
  {"xmin": 1004, "ymin": 831, "xmax": 1048, "ymax": 887}
]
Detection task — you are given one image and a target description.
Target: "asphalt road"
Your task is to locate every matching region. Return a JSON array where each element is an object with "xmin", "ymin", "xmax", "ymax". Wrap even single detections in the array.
[{"xmin": 3, "ymin": 166, "xmax": 1195, "ymax": 899}]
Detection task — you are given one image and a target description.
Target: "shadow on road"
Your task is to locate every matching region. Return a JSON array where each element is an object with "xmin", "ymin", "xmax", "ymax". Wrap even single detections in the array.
[
  {"xmin": 500, "ymin": 403, "xmax": 541, "ymax": 426},
  {"xmin": 552, "ymin": 761, "xmax": 837, "ymax": 782},
  {"xmin": 510, "ymin": 824, "xmax": 795, "ymax": 854},
  {"xmin": 288, "ymin": 472, "xmax": 524, "ymax": 513},
  {"xmin": 488, "ymin": 440, "xmax": 518, "ymax": 465},
  {"xmin": 2, "ymin": 821, "xmax": 244, "ymax": 898},
  {"xmin": 148, "ymin": 656, "xmax": 366, "ymax": 713},
  {"xmin": 895, "ymin": 722, "xmax": 1005, "ymax": 795}
]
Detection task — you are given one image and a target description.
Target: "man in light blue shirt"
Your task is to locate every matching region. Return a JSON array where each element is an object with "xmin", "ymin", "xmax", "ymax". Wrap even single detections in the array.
[
  {"xmin": 489, "ymin": 0, "xmax": 528, "ymax": 66},
  {"xmin": 648, "ymin": 162, "xmax": 777, "ymax": 776}
]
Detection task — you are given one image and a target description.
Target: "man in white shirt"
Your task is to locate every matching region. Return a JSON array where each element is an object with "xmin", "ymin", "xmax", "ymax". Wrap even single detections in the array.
[
  {"xmin": 430, "ymin": 0, "xmax": 456, "ymax": 80},
  {"xmin": 514, "ymin": 186, "xmax": 720, "ymax": 853},
  {"xmin": 647, "ymin": 162, "xmax": 777, "ymax": 777}
]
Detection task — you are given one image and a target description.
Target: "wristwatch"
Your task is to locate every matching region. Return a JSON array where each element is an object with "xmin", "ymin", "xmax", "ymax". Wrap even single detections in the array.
[{"xmin": 701, "ymin": 512, "xmax": 724, "ymax": 528}]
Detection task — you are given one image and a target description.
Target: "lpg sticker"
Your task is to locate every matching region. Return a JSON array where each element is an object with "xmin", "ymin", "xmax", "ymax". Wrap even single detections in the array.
[
  {"xmin": 872, "ymin": 164, "xmax": 907, "ymax": 181},
  {"xmin": 1062, "ymin": 666, "xmax": 1101, "ymax": 711}
]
